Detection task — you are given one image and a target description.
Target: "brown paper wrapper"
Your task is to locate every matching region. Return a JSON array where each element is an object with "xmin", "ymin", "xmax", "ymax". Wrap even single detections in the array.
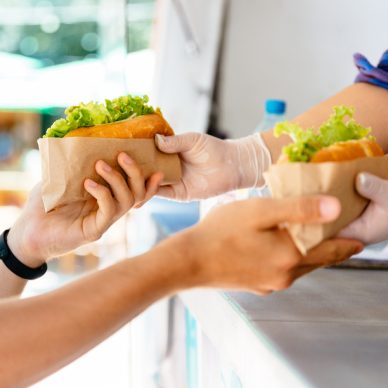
[
  {"xmin": 38, "ymin": 137, "xmax": 181, "ymax": 212},
  {"xmin": 265, "ymin": 155, "xmax": 388, "ymax": 254}
]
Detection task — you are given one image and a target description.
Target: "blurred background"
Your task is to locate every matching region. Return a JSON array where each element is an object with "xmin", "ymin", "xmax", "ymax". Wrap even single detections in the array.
[{"xmin": 0, "ymin": 0, "xmax": 387, "ymax": 387}]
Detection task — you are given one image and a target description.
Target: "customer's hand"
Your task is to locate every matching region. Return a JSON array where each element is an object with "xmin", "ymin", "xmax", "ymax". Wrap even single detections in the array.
[
  {"xmin": 161, "ymin": 195, "xmax": 362, "ymax": 295},
  {"xmin": 7, "ymin": 153, "xmax": 163, "ymax": 267},
  {"xmin": 155, "ymin": 132, "xmax": 271, "ymax": 201},
  {"xmin": 339, "ymin": 173, "xmax": 388, "ymax": 244}
]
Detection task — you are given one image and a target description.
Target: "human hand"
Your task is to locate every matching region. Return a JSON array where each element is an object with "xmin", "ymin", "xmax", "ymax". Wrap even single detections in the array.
[
  {"xmin": 161, "ymin": 196, "xmax": 362, "ymax": 295},
  {"xmin": 7, "ymin": 153, "xmax": 163, "ymax": 267},
  {"xmin": 339, "ymin": 173, "xmax": 388, "ymax": 244},
  {"xmin": 155, "ymin": 132, "xmax": 271, "ymax": 201}
]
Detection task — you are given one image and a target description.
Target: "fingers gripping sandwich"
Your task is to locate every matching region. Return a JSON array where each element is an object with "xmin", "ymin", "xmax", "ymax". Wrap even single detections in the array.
[
  {"xmin": 44, "ymin": 95, "xmax": 174, "ymax": 139},
  {"xmin": 275, "ymin": 106, "xmax": 384, "ymax": 164}
]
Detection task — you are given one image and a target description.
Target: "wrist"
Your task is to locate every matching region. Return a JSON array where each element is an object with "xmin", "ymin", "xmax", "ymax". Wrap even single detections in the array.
[
  {"xmin": 7, "ymin": 227, "xmax": 47, "ymax": 268},
  {"xmin": 229, "ymin": 134, "xmax": 272, "ymax": 189},
  {"xmin": 151, "ymin": 230, "xmax": 206, "ymax": 292}
]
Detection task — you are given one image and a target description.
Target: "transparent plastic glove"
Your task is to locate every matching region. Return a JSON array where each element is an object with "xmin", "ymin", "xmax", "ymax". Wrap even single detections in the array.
[
  {"xmin": 155, "ymin": 132, "xmax": 271, "ymax": 201},
  {"xmin": 339, "ymin": 173, "xmax": 388, "ymax": 244}
]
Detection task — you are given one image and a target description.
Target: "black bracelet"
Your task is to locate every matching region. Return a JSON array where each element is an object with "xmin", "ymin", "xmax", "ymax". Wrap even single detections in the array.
[{"xmin": 0, "ymin": 229, "xmax": 47, "ymax": 280}]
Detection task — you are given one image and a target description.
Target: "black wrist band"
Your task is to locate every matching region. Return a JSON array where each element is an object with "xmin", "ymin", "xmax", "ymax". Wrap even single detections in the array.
[{"xmin": 0, "ymin": 229, "xmax": 47, "ymax": 280}]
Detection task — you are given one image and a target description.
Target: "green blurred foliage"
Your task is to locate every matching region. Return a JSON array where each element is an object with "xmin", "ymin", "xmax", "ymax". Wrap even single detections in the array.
[
  {"xmin": 14, "ymin": 23, "xmax": 98, "ymax": 65},
  {"xmin": 127, "ymin": 0, "xmax": 155, "ymax": 53},
  {"xmin": 0, "ymin": 0, "xmax": 156, "ymax": 65},
  {"xmin": 128, "ymin": 20, "xmax": 153, "ymax": 53}
]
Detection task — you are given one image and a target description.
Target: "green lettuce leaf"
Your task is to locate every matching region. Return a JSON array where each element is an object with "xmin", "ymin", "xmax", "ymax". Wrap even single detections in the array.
[
  {"xmin": 44, "ymin": 95, "xmax": 155, "ymax": 138},
  {"xmin": 274, "ymin": 105, "xmax": 372, "ymax": 162}
]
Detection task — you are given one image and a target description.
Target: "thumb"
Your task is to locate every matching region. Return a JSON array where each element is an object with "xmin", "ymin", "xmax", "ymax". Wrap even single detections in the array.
[
  {"xmin": 356, "ymin": 173, "xmax": 388, "ymax": 205},
  {"xmin": 155, "ymin": 133, "xmax": 201, "ymax": 154},
  {"xmin": 26, "ymin": 182, "xmax": 44, "ymax": 209}
]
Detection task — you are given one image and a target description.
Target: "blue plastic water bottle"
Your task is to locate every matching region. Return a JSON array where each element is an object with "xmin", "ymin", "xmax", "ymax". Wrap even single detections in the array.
[
  {"xmin": 256, "ymin": 99, "xmax": 286, "ymax": 133},
  {"xmin": 251, "ymin": 99, "xmax": 286, "ymax": 197}
]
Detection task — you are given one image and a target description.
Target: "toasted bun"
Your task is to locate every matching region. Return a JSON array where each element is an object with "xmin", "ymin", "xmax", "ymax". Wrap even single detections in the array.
[
  {"xmin": 310, "ymin": 139, "xmax": 384, "ymax": 163},
  {"xmin": 277, "ymin": 139, "xmax": 384, "ymax": 164},
  {"xmin": 64, "ymin": 113, "xmax": 174, "ymax": 139}
]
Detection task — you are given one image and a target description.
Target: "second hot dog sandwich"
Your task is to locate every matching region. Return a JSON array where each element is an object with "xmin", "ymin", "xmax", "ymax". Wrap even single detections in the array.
[{"xmin": 275, "ymin": 106, "xmax": 384, "ymax": 164}]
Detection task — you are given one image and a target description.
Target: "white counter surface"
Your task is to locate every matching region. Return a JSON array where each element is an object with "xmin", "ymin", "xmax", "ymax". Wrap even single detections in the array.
[{"xmin": 180, "ymin": 268, "xmax": 388, "ymax": 388}]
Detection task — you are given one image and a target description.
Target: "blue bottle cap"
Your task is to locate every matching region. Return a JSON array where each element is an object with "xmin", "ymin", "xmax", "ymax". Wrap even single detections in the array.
[{"xmin": 265, "ymin": 99, "xmax": 286, "ymax": 114}]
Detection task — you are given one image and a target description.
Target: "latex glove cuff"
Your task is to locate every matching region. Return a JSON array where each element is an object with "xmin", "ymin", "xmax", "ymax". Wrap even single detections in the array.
[{"xmin": 228, "ymin": 133, "xmax": 272, "ymax": 190}]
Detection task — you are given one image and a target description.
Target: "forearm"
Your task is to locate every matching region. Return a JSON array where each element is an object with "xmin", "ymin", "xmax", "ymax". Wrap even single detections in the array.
[
  {"xmin": 0, "ymin": 262, "xmax": 28, "ymax": 297},
  {"xmin": 0, "ymin": 234, "xmax": 191, "ymax": 387},
  {"xmin": 262, "ymin": 82, "xmax": 388, "ymax": 162}
]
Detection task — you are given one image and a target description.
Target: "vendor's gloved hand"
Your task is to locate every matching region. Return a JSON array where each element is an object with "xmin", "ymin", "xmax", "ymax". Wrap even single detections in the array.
[
  {"xmin": 339, "ymin": 173, "xmax": 388, "ymax": 244},
  {"xmin": 155, "ymin": 132, "xmax": 271, "ymax": 201}
]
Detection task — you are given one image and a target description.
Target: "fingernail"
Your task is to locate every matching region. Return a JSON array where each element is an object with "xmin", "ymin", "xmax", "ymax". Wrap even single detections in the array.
[
  {"xmin": 86, "ymin": 179, "xmax": 98, "ymax": 188},
  {"xmin": 319, "ymin": 198, "xmax": 340, "ymax": 219},
  {"xmin": 357, "ymin": 173, "xmax": 370, "ymax": 190},
  {"xmin": 121, "ymin": 153, "xmax": 133, "ymax": 165},
  {"xmin": 100, "ymin": 161, "xmax": 112, "ymax": 172}
]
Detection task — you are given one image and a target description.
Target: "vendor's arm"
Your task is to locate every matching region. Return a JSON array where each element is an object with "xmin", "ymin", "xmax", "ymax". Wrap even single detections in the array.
[
  {"xmin": 156, "ymin": 51, "xmax": 388, "ymax": 201},
  {"xmin": 0, "ymin": 195, "xmax": 361, "ymax": 387},
  {"xmin": 265, "ymin": 51, "xmax": 388, "ymax": 161},
  {"xmin": 156, "ymin": 83, "xmax": 388, "ymax": 200},
  {"xmin": 0, "ymin": 153, "xmax": 163, "ymax": 298}
]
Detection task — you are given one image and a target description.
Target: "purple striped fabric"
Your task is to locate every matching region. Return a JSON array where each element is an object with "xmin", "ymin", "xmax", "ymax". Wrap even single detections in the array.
[{"xmin": 354, "ymin": 50, "xmax": 388, "ymax": 90}]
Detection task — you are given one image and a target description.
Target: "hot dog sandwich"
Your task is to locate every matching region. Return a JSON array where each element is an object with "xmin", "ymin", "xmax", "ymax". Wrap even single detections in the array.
[
  {"xmin": 44, "ymin": 95, "xmax": 174, "ymax": 139},
  {"xmin": 275, "ymin": 106, "xmax": 383, "ymax": 164}
]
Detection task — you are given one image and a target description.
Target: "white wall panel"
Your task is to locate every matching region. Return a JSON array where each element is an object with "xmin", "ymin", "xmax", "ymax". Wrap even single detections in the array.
[{"xmin": 218, "ymin": 0, "xmax": 388, "ymax": 137}]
